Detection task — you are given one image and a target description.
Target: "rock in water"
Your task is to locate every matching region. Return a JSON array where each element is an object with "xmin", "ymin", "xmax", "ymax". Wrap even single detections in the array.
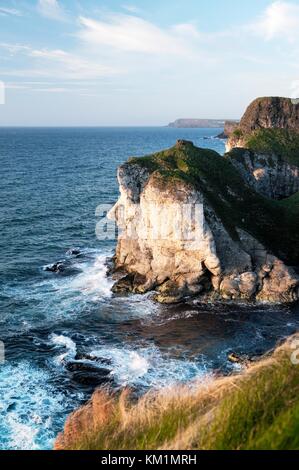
[
  {"xmin": 108, "ymin": 99, "xmax": 299, "ymax": 304},
  {"xmin": 45, "ymin": 262, "xmax": 65, "ymax": 273},
  {"xmin": 66, "ymin": 362, "xmax": 112, "ymax": 386},
  {"xmin": 67, "ymin": 248, "xmax": 81, "ymax": 256}
]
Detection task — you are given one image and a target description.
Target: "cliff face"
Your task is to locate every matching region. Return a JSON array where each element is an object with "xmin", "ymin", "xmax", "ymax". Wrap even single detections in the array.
[
  {"xmin": 227, "ymin": 97, "xmax": 299, "ymax": 151},
  {"xmin": 239, "ymin": 97, "xmax": 299, "ymax": 134},
  {"xmin": 217, "ymin": 120, "xmax": 239, "ymax": 139},
  {"xmin": 226, "ymin": 148, "xmax": 299, "ymax": 200},
  {"xmin": 109, "ymin": 140, "xmax": 299, "ymax": 303},
  {"xmin": 109, "ymin": 151, "xmax": 221, "ymax": 302}
]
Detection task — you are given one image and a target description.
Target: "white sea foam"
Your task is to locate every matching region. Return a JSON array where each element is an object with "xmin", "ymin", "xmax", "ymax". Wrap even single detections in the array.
[
  {"xmin": 0, "ymin": 361, "xmax": 73, "ymax": 450},
  {"xmin": 50, "ymin": 334, "xmax": 77, "ymax": 364},
  {"xmin": 6, "ymin": 415, "xmax": 39, "ymax": 450},
  {"xmin": 90, "ymin": 345, "xmax": 210, "ymax": 389},
  {"xmin": 2, "ymin": 249, "xmax": 158, "ymax": 330},
  {"xmin": 70, "ymin": 253, "xmax": 113, "ymax": 299}
]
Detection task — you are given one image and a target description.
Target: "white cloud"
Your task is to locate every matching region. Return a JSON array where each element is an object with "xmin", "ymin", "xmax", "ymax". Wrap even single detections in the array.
[
  {"xmin": 0, "ymin": 42, "xmax": 31, "ymax": 54},
  {"xmin": 34, "ymin": 86, "xmax": 80, "ymax": 93},
  {"xmin": 252, "ymin": 1, "xmax": 299, "ymax": 41},
  {"xmin": 3, "ymin": 3, "xmax": 299, "ymax": 106},
  {"xmin": 0, "ymin": 7, "xmax": 22, "ymax": 16},
  {"xmin": 37, "ymin": 0, "xmax": 66, "ymax": 21},
  {"xmin": 291, "ymin": 80, "xmax": 299, "ymax": 98},
  {"xmin": 29, "ymin": 47, "xmax": 118, "ymax": 79},
  {"xmin": 172, "ymin": 23, "xmax": 200, "ymax": 39},
  {"xmin": 77, "ymin": 14, "xmax": 199, "ymax": 56},
  {"xmin": 4, "ymin": 81, "xmax": 96, "ymax": 96},
  {"xmin": 0, "ymin": 42, "xmax": 119, "ymax": 80}
]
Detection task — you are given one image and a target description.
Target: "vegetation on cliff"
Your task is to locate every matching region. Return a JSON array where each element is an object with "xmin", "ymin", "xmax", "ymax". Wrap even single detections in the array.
[
  {"xmin": 128, "ymin": 140, "xmax": 299, "ymax": 265},
  {"xmin": 55, "ymin": 335, "xmax": 299, "ymax": 450},
  {"xmin": 280, "ymin": 191, "xmax": 299, "ymax": 214},
  {"xmin": 226, "ymin": 97, "xmax": 299, "ymax": 158},
  {"xmin": 238, "ymin": 128, "xmax": 299, "ymax": 166}
]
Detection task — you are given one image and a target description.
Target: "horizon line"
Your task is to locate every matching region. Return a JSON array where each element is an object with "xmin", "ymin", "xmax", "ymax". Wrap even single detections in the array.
[{"xmin": 0, "ymin": 124, "xmax": 231, "ymax": 129}]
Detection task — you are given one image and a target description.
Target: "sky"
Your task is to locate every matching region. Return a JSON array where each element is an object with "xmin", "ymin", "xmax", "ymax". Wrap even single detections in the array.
[{"xmin": 0, "ymin": 0, "xmax": 299, "ymax": 125}]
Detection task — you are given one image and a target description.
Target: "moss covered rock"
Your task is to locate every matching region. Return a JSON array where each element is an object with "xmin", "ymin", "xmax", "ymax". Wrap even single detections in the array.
[{"xmin": 108, "ymin": 140, "xmax": 299, "ymax": 303}]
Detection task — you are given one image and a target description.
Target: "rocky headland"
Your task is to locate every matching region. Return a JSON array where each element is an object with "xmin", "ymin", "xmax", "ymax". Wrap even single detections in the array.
[
  {"xmin": 217, "ymin": 120, "xmax": 239, "ymax": 139},
  {"xmin": 109, "ymin": 97, "xmax": 299, "ymax": 304},
  {"xmin": 226, "ymin": 96, "xmax": 299, "ymax": 151}
]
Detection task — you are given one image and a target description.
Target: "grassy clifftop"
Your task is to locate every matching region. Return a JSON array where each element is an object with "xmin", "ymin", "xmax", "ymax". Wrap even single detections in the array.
[
  {"xmin": 227, "ymin": 96, "xmax": 299, "ymax": 164},
  {"xmin": 231, "ymin": 128, "xmax": 299, "ymax": 166},
  {"xmin": 55, "ymin": 334, "xmax": 299, "ymax": 450},
  {"xmin": 128, "ymin": 140, "xmax": 299, "ymax": 264}
]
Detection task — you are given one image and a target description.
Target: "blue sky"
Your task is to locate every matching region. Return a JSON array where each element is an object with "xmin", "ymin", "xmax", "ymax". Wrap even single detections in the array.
[{"xmin": 0, "ymin": 0, "xmax": 299, "ymax": 125}]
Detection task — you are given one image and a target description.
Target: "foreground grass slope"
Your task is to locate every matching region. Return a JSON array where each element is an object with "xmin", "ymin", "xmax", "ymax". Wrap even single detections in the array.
[{"xmin": 55, "ymin": 334, "xmax": 299, "ymax": 450}]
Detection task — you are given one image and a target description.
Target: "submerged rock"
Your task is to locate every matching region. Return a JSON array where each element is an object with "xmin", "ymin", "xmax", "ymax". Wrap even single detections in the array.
[
  {"xmin": 66, "ymin": 361, "xmax": 112, "ymax": 386},
  {"xmin": 74, "ymin": 353, "xmax": 112, "ymax": 366},
  {"xmin": 228, "ymin": 353, "xmax": 242, "ymax": 364},
  {"xmin": 71, "ymin": 371, "xmax": 112, "ymax": 387},
  {"xmin": 44, "ymin": 260, "xmax": 81, "ymax": 276},
  {"xmin": 45, "ymin": 262, "xmax": 65, "ymax": 273},
  {"xmin": 228, "ymin": 353, "xmax": 253, "ymax": 365},
  {"xmin": 66, "ymin": 362, "xmax": 110, "ymax": 374},
  {"xmin": 67, "ymin": 248, "xmax": 81, "ymax": 256}
]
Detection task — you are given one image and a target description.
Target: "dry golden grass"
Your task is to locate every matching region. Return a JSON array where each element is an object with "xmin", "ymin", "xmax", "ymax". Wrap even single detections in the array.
[{"xmin": 55, "ymin": 334, "xmax": 299, "ymax": 450}]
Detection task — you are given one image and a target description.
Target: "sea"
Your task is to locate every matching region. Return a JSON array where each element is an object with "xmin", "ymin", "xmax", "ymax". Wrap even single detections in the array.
[{"xmin": 0, "ymin": 127, "xmax": 298, "ymax": 450}]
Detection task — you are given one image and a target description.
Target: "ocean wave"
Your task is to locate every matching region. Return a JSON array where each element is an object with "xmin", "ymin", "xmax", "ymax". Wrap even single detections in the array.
[
  {"xmin": 50, "ymin": 334, "xmax": 77, "ymax": 364},
  {"xmin": 90, "ymin": 345, "xmax": 211, "ymax": 389},
  {"xmin": 69, "ymin": 253, "xmax": 113, "ymax": 299},
  {"xmin": 0, "ymin": 361, "xmax": 81, "ymax": 450}
]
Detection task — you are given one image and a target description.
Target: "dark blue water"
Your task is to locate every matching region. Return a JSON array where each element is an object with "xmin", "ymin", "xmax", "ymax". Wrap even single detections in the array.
[{"xmin": 0, "ymin": 127, "xmax": 298, "ymax": 450}]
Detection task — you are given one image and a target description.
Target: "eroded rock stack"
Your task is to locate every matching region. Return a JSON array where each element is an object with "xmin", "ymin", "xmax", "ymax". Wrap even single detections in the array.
[{"xmin": 108, "ymin": 98, "xmax": 299, "ymax": 304}]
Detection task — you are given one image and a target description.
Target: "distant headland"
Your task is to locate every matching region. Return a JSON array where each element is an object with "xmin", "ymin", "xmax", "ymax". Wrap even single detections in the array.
[{"xmin": 167, "ymin": 118, "xmax": 239, "ymax": 129}]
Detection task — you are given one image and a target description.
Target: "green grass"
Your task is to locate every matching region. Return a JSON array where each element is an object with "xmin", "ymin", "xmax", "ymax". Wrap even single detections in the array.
[
  {"xmin": 198, "ymin": 348, "xmax": 299, "ymax": 450},
  {"xmin": 55, "ymin": 335, "xmax": 299, "ymax": 450},
  {"xmin": 127, "ymin": 141, "xmax": 299, "ymax": 264},
  {"xmin": 232, "ymin": 128, "xmax": 244, "ymax": 139},
  {"xmin": 243, "ymin": 128, "xmax": 299, "ymax": 167},
  {"xmin": 279, "ymin": 191, "xmax": 299, "ymax": 214}
]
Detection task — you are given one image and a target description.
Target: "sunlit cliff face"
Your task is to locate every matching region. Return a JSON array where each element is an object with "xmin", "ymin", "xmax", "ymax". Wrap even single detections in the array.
[{"xmin": 108, "ymin": 166, "xmax": 221, "ymax": 295}]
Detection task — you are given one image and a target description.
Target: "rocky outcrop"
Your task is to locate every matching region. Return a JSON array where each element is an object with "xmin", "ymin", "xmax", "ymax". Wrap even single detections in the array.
[
  {"xmin": 239, "ymin": 97, "xmax": 299, "ymax": 134},
  {"xmin": 227, "ymin": 97, "xmax": 299, "ymax": 151},
  {"xmin": 226, "ymin": 148, "xmax": 299, "ymax": 199},
  {"xmin": 109, "ymin": 139, "xmax": 299, "ymax": 304},
  {"xmin": 217, "ymin": 120, "xmax": 239, "ymax": 139}
]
